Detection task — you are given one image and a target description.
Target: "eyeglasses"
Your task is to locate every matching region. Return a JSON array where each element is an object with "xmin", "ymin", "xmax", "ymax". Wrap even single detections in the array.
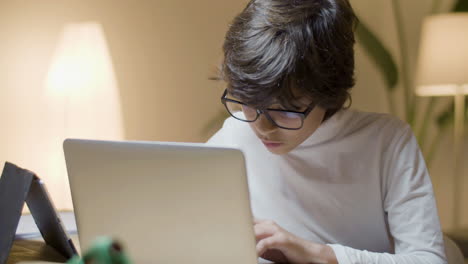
[{"xmin": 221, "ymin": 90, "xmax": 315, "ymax": 130}]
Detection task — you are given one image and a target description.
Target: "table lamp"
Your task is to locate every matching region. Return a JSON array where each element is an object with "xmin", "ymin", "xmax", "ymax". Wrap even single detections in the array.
[
  {"xmin": 45, "ymin": 22, "xmax": 124, "ymax": 210},
  {"xmin": 415, "ymin": 13, "xmax": 468, "ymax": 229}
]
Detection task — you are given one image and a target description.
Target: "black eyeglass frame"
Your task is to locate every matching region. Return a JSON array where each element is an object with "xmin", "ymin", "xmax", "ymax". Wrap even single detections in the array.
[{"xmin": 220, "ymin": 89, "xmax": 316, "ymax": 130}]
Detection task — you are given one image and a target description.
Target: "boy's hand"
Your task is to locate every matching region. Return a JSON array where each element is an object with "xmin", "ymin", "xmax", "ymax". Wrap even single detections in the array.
[{"xmin": 254, "ymin": 219, "xmax": 337, "ymax": 264}]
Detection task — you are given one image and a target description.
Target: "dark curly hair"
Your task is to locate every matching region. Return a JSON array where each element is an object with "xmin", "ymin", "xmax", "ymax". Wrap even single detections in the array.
[{"xmin": 220, "ymin": 0, "xmax": 357, "ymax": 119}]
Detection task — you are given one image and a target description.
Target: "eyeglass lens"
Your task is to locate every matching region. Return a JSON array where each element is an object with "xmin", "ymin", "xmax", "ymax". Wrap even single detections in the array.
[{"xmin": 224, "ymin": 101, "xmax": 303, "ymax": 129}]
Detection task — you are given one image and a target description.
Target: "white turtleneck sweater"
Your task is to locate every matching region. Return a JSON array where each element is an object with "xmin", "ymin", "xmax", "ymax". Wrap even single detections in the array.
[{"xmin": 206, "ymin": 109, "xmax": 447, "ymax": 264}]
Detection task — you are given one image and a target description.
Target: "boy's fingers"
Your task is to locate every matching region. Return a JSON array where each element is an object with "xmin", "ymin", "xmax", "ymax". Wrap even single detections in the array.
[
  {"xmin": 254, "ymin": 223, "xmax": 276, "ymax": 241},
  {"xmin": 256, "ymin": 235, "xmax": 282, "ymax": 257},
  {"xmin": 253, "ymin": 218, "xmax": 265, "ymax": 224},
  {"xmin": 254, "ymin": 218, "xmax": 277, "ymax": 226}
]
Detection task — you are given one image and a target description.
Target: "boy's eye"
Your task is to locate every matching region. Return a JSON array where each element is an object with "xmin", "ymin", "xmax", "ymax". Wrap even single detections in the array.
[
  {"xmin": 268, "ymin": 102, "xmax": 307, "ymax": 112},
  {"xmin": 280, "ymin": 111, "xmax": 301, "ymax": 118}
]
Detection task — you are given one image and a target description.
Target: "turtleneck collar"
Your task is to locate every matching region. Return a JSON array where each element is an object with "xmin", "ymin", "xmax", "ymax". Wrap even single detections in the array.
[{"xmin": 293, "ymin": 108, "xmax": 351, "ymax": 150}]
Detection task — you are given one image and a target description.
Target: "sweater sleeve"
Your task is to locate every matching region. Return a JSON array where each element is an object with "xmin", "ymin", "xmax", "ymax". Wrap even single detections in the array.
[{"xmin": 328, "ymin": 124, "xmax": 447, "ymax": 264}]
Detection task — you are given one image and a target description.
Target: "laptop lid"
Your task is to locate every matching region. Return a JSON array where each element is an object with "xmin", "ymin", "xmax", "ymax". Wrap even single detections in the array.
[{"xmin": 63, "ymin": 139, "xmax": 257, "ymax": 264}]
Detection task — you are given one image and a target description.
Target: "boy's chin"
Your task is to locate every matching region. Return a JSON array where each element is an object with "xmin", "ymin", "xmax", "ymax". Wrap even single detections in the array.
[{"xmin": 264, "ymin": 145, "xmax": 293, "ymax": 155}]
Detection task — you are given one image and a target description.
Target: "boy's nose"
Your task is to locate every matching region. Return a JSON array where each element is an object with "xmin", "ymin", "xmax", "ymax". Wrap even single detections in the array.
[{"xmin": 254, "ymin": 113, "xmax": 277, "ymax": 135}]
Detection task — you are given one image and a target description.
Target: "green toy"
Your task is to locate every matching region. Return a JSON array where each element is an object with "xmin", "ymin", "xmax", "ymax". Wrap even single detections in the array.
[{"xmin": 67, "ymin": 237, "xmax": 132, "ymax": 264}]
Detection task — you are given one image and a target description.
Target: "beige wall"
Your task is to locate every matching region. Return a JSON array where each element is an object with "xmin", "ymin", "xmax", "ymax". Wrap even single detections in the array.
[
  {"xmin": 0, "ymin": 0, "xmax": 247, "ymax": 210},
  {"xmin": 0, "ymin": 0, "xmax": 466, "ymax": 230}
]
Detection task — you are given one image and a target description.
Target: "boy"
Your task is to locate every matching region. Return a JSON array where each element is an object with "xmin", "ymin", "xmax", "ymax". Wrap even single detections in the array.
[{"xmin": 207, "ymin": 0, "xmax": 447, "ymax": 263}]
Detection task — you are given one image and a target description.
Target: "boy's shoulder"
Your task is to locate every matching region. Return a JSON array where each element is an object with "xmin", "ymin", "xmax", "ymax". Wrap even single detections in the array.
[
  {"xmin": 341, "ymin": 109, "xmax": 411, "ymax": 136},
  {"xmin": 206, "ymin": 116, "xmax": 256, "ymax": 147},
  {"xmin": 221, "ymin": 115, "xmax": 251, "ymax": 132}
]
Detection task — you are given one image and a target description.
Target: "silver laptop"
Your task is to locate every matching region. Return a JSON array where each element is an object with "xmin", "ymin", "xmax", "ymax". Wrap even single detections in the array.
[{"xmin": 63, "ymin": 139, "xmax": 257, "ymax": 264}]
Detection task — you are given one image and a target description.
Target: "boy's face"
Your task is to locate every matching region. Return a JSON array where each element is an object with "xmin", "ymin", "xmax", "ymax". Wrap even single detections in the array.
[{"xmin": 248, "ymin": 103, "xmax": 326, "ymax": 155}]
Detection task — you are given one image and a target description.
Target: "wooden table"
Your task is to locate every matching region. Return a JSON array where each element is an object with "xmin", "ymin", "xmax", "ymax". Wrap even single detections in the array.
[
  {"xmin": 7, "ymin": 235, "xmax": 79, "ymax": 264},
  {"xmin": 7, "ymin": 239, "xmax": 68, "ymax": 264}
]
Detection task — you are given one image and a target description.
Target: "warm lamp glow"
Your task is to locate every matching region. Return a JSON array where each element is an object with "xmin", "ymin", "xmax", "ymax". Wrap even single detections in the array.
[
  {"xmin": 415, "ymin": 14, "xmax": 468, "ymax": 96},
  {"xmin": 43, "ymin": 22, "xmax": 124, "ymax": 210},
  {"xmin": 416, "ymin": 85, "xmax": 468, "ymax": 96}
]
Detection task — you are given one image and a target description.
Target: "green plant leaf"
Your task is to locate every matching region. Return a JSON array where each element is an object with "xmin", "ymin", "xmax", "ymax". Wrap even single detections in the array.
[
  {"xmin": 436, "ymin": 97, "xmax": 468, "ymax": 130},
  {"xmin": 453, "ymin": 0, "xmax": 468, "ymax": 12},
  {"xmin": 355, "ymin": 20, "xmax": 399, "ymax": 90}
]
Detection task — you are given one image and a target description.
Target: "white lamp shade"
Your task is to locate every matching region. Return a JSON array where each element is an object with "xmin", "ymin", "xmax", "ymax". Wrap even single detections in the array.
[
  {"xmin": 42, "ymin": 22, "xmax": 123, "ymax": 210},
  {"xmin": 415, "ymin": 13, "xmax": 468, "ymax": 96},
  {"xmin": 46, "ymin": 22, "xmax": 124, "ymax": 140}
]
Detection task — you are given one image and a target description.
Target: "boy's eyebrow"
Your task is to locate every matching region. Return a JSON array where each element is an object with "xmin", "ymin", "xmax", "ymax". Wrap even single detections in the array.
[
  {"xmin": 261, "ymin": 101, "xmax": 309, "ymax": 111},
  {"xmin": 278, "ymin": 97, "xmax": 312, "ymax": 109}
]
